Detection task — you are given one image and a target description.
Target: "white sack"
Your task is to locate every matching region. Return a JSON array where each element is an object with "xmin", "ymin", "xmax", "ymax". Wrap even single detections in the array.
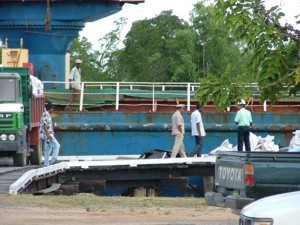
[
  {"xmin": 288, "ymin": 130, "xmax": 300, "ymax": 150},
  {"xmin": 209, "ymin": 139, "xmax": 235, "ymax": 155},
  {"xmin": 30, "ymin": 75, "xmax": 44, "ymax": 97},
  {"xmin": 254, "ymin": 134, "xmax": 279, "ymax": 152}
]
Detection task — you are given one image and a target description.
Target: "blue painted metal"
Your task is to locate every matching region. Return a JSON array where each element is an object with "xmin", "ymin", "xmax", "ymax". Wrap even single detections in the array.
[
  {"xmin": 54, "ymin": 112, "xmax": 300, "ymax": 156},
  {"xmin": 0, "ymin": 1, "xmax": 128, "ymax": 86}
]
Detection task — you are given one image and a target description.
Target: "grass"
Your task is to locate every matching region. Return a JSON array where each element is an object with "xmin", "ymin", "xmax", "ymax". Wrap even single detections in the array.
[{"xmin": 0, "ymin": 194, "xmax": 207, "ymax": 210}]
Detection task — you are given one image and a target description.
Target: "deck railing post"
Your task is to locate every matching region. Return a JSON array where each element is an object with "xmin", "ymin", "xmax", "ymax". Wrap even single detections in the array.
[
  {"xmin": 116, "ymin": 82, "xmax": 120, "ymax": 111},
  {"xmin": 263, "ymin": 100, "xmax": 267, "ymax": 112},
  {"xmin": 79, "ymin": 82, "xmax": 85, "ymax": 111},
  {"xmin": 152, "ymin": 83, "xmax": 155, "ymax": 112},
  {"xmin": 187, "ymin": 83, "xmax": 191, "ymax": 112}
]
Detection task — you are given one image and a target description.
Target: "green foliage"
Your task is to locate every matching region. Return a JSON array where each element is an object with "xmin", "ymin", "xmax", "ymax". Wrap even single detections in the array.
[
  {"xmin": 195, "ymin": 66, "xmax": 252, "ymax": 111},
  {"xmin": 119, "ymin": 10, "xmax": 198, "ymax": 82},
  {"xmin": 98, "ymin": 17, "xmax": 128, "ymax": 81},
  {"xmin": 214, "ymin": 0, "xmax": 300, "ymax": 104},
  {"xmin": 191, "ymin": 2, "xmax": 248, "ymax": 78}
]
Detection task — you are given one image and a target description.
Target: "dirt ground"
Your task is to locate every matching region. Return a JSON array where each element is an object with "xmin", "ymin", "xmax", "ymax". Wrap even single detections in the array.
[
  {"xmin": 0, "ymin": 157, "xmax": 239, "ymax": 225},
  {"xmin": 0, "ymin": 204, "xmax": 239, "ymax": 225}
]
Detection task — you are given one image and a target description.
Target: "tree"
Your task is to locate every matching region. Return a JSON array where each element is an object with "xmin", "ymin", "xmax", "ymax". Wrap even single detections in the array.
[
  {"xmin": 191, "ymin": 1, "xmax": 250, "ymax": 78},
  {"xmin": 191, "ymin": 1, "xmax": 254, "ymax": 110},
  {"xmin": 214, "ymin": 0, "xmax": 300, "ymax": 104},
  {"xmin": 119, "ymin": 10, "xmax": 198, "ymax": 82},
  {"xmin": 98, "ymin": 17, "xmax": 128, "ymax": 81}
]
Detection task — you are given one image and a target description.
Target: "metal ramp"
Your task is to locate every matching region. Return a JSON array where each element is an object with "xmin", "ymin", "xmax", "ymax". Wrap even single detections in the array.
[
  {"xmin": 0, "ymin": 166, "xmax": 39, "ymax": 194},
  {"xmin": 9, "ymin": 156, "xmax": 216, "ymax": 195}
]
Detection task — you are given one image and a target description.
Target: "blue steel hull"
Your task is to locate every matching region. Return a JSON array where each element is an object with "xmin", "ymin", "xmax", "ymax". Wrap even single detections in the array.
[{"xmin": 54, "ymin": 112, "xmax": 299, "ymax": 156}]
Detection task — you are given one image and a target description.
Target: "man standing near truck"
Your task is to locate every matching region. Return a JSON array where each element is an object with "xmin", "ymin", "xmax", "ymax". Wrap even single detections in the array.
[
  {"xmin": 39, "ymin": 102, "xmax": 60, "ymax": 166},
  {"xmin": 234, "ymin": 99, "xmax": 253, "ymax": 152}
]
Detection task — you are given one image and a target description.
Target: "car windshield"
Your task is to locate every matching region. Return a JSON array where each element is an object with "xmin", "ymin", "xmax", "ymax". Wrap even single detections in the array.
[{"xmin": 0, "ymin": 78, "xmax": 18, "ymax": 102}]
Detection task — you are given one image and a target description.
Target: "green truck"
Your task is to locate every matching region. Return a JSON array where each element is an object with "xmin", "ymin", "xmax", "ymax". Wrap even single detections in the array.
[
  {"xmin": 205, "ymin": 151, "xmax": 300, "ymax": 211},
  {"xmin": 0, "ymin": 67, "xmax": 45, "ymax": 166}
]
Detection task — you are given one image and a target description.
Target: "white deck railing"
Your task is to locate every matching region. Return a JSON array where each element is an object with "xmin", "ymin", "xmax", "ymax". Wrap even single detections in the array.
[{"xmin": 43, "ymin": 81, "xmax": 268, "ymax": 112}]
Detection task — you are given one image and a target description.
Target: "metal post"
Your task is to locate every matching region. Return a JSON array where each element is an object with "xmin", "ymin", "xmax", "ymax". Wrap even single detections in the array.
[
  {"xmin": 263, "ymin": 100, "xmax": 267, "ymax": 112},
  {"xmin": 187, "ymin": 83, "xmax": 190, "ymax": 112},
  {"xmin": 116, "ymin": 82, "xmax": 119, "ymax": 111},
  {"xmin": 152, "ymin": 83, "xmax": 155, "ymax": 112},
  {"xmin": 79, "ymin": 82, "xmax": 84, "ymax": 111}
]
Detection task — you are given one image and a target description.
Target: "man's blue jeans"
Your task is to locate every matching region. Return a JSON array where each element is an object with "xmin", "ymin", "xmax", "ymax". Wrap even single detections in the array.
[
  {"xmin": 189, "ymin": 136, "xmax": 203, "ymax": 157},
  {"xmin": 43, "ymin": 136, "xmax": 60, "ymax": 167},
  {"xmin": 238, "ymin": 126, "xmax": 251, "ymax": 152}
]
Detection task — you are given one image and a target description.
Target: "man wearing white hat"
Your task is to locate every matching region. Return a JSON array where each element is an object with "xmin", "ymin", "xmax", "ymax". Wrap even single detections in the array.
[
  {"xmin": 65, "ymin": 59, "xmax": 83, "ymax": 111},
  {"xmin": 234, "ymin": 99, "xmax": 253, "ymax": 152},
  {"xmin": 171, "ymin": 104, "xmax": 187, "ymax": 158}
]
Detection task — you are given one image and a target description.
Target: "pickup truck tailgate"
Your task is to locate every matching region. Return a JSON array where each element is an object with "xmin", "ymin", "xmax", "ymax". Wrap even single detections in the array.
[{"xmin": 215, "ymin": 152, "xmax": 247, "ymax": 189}]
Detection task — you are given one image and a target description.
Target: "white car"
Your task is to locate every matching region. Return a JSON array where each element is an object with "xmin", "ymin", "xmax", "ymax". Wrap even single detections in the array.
[{"xmin": 239, "ymin": 191, "xmax": 300, "ymax": 225}]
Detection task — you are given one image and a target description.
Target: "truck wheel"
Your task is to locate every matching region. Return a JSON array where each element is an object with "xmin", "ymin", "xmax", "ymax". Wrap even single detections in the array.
[
  {"xmin": 30, "ymin": 141, "xmax": 43, "ymax": 165},
  {"xmin": 13, "ymin": 151, "xmax": 27, "ymax": 167}
]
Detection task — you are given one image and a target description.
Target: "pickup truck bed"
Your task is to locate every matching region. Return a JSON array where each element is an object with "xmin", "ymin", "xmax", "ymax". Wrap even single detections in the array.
[{"xmin": 205, "ymin": 151, "xmax": 300, "ymax": 209}]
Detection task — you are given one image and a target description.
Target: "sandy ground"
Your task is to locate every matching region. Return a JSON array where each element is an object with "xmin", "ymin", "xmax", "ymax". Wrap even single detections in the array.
[{"xmin": 0, "ymin": 204, "xmax": 239, "ymax": 225}]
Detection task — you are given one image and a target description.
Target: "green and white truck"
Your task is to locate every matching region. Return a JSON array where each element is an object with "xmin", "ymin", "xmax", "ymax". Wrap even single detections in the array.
[{"xmin": 0, "ymin": 66, "xmax": 45, "ymax": 166}]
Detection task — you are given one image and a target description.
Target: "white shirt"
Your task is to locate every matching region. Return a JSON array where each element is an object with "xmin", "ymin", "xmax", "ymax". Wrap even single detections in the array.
[
  {"xmin": 191, "ymin": 110, "xmax": 206, "ymax": 137},
  {"xmin": 69, "ymin": 66, "xmax": 81, "ymax": 90}
]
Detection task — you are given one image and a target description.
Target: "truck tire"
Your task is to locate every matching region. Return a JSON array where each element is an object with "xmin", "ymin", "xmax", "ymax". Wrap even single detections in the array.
[
  {"xmin": 30, "ymin": 141, "xmax": 43, "ymax": 165},
  {"xmin": 13, "ymin": 151, "xmax": 27, "ymax": 167}
]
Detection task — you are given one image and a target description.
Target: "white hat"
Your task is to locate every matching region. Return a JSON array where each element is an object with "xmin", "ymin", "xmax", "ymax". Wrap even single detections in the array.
[
  {"xmin": 238, "ymin": 99, "xmax": 246, "ymax": 105},
  {"xmin": 176, "ymin": 104, "xmax": 185, "ymax": 108},
  {"xmin": 75, "ymin": 59, "xmax": 82, "ymax": 64}
]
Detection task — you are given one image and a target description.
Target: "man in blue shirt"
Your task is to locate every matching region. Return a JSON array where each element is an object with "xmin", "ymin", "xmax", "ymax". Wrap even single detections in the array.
[{"xmin": 234, "ymin": 99, "xmax": 253, "ymax": 152}]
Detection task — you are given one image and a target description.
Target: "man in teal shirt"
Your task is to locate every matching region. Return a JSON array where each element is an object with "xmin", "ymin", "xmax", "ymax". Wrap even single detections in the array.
[{"xmin": 234, "ymin": 99, "xmax": 253, "ymax": 151}]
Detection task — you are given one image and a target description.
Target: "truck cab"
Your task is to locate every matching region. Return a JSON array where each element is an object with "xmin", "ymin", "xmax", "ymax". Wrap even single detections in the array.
[{"xmin": 0, "ymin": 67, "xmax": 44, "ymax": 166}]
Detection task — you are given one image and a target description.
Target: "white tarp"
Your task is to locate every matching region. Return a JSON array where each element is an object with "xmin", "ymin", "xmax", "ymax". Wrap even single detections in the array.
[{"xmin": 209, "ymin": 132, "xmax": 280, "ymax": 155}]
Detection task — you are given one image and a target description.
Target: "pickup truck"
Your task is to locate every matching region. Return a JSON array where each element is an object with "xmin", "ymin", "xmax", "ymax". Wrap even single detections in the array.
[
  {"xmin": 205, "ymin": 151, "xmax": 300, "ymax": 210},
  {"xmin": 240, "ymin": 190, "xmax": 300, "ymax": 225}
]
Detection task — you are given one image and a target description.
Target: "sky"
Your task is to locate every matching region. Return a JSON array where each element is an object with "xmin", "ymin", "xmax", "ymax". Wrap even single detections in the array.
[
  {"xmin": 81, "ymin": 0, "xmax": 300, "ymax": 49},
  {"xmin": 80, "ymin": 0, "xmax": 198, "ymax": 49}
]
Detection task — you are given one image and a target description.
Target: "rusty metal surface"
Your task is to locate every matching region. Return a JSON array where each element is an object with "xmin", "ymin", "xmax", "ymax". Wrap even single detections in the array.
[{"xmin": 53, "ymin": 111, "xmax": 299, "ymax": 156}]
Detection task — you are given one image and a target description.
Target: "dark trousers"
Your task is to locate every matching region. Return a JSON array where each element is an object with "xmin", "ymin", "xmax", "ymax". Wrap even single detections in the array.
[
  {"xmin": 238, "ymin": 126, "xmax": 251, "ymax": 152},
  {"xmin": 189, "ymin": 136, "xmax": 203, "ymax": 157}
]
